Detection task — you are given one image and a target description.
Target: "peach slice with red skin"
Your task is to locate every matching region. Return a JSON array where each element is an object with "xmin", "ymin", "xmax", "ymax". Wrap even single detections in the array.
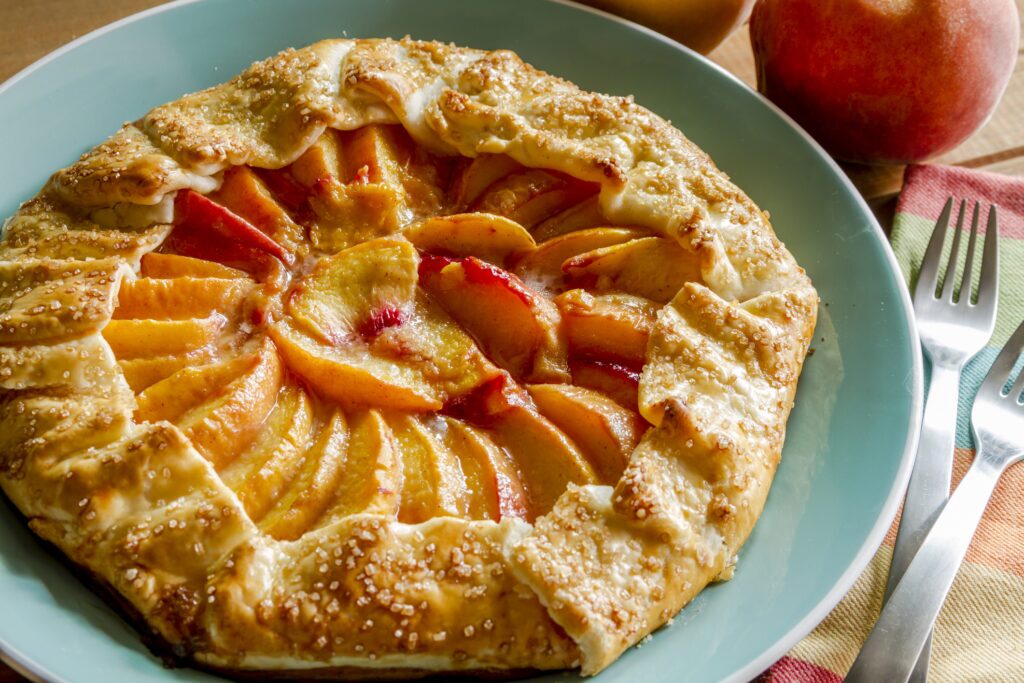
[
  {"xmin": 470, "ymin": 168, "xmax": 598, "ymax": 229},
  {"xmin": 209, "ymin": 166, "xmax": 305, "ymax": 252},
  {"xmin": 448, "ymin": 374, "xmax": 596, "ymax": 516},
  {"xmin": 570, "ymin": 357, "xmax": 642, "ymax": 411},
  {"xmin": 527, "ymin": 383, "xmax": 648, "ymax": 484},
  {"xmin": 174, "ymin": 189, "xmax": 291, "ymax": 264},
  {"xmin": 441, "ymin": 417, "xmax": 530, "ymax": 522},
  {"xmin": 403, "ymin": 213, "xmax": 536, "ymax": 266},
  {"xmin": 563, "ymin": 236, "xmax": 702, "ymax": 303},
  {"xmin": 419, "ymin": 254, "xmax": 568, "ymax": 383},
  {"xmin": 556, "ymin": 290, "xmax": 659, "ymax": 365}
]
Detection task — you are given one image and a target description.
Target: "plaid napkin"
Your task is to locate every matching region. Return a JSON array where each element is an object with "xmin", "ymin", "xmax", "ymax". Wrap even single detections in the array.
[{"xmin": 759, "ymin": 164, "xmax": 1024, "ymax": 682}]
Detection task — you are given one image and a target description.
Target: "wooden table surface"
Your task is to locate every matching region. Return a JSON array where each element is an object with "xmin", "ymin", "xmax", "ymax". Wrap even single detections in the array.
[{"xmin": 0, "ymin": 1, "xmax": 1021, "ymax": 681}]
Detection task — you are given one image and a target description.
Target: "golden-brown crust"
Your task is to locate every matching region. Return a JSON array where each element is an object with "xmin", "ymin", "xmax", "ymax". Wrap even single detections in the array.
[{"xmin": 0, "ymin": 37, "xmax": 817, "ymax": 677}]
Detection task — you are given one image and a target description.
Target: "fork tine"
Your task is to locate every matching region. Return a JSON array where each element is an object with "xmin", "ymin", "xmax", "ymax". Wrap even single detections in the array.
[
  {"xmin": 975, "ymin": 205, "xmax": 1001, "ymax": 313},
  {"xmin": 979, "ymin": 319, "xmax": 1024, "ymax": 399},
  {"xmin": 939, "ymin": 200, "xmax": 968, "ymax": 302},
  {"xmin": 1009, "ymin": 364, "xmax": 1024, "ymax": 404},
  {"xmin": 914, "ymin": 197, "xmax": 954, "ymax": 302},
  {"xmin": 958, "ymin": 202, "xmax": 982, "ymax": 304}
]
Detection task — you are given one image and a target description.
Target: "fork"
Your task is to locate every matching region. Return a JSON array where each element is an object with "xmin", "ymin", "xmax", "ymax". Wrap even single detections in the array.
[
  {"xmin": 879, "ymin": 199, "xmax": 1000, "ymax": 681},
  {"xmin": 846, "ymin": 316, "xmax": 1024, "ymax": 682}
]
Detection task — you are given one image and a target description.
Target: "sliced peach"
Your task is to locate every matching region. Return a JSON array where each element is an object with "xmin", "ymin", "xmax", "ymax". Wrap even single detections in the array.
[
  {"xmin": 563, "ymin": 236, "xmax": 702, "ymax": 303},
  {"xmin": 221, "ymin": 385, "xmax": 316, "ymax": 521},
  {"xmin": 118, "ymin": 348, "xmax": 216, "ymax": 393},
  {"xmin": 176, "ymin": 339, "xmax": 283, "ymax": 468},
  {"xmin": 403, "ymin": 213, "xmax": 536, "ymax": 266},
  {"xmin": 289, "ymin": 128, "xmax": 343, "ymax": 189},
  {"xmin": 388, "ymin": 414, "xmax": 469, "ymax": 523},
  {"xmin": 513, "ymin": 227, "xmax": 648, "ymax": 292},
  {"xmin": 419, "ymin": 254, "xmax": 568, "ymax": 382},
  {"xmin": 140, "ymin": 253, "xmax": 248, "ymax": 280},
  {"xmin": 274, "ymin": 239, "xmax": 498, "ymax": 409},
  {"xmin": 113, "ymin": 277, "xmax": 254, "ymax": 320},
  {"xmin": 450, "ymin": 154, "xmax": 523, "ymax": 209},
  {"xmin": 570, "ymin": 358, "xmax": 641, "ymax": 411},
  {"xmin": 260, "ymin": 409, "xmax": 349, "ymax": 541},
  {"xmin": 441, "ymin": 417, "xmax": 529, "ymax": 522},
  {"xmin": 556, "ymin": 290, "xmax": 660, "ymax": 365},
  {"xmin": 135, "ymin": 351, "xmax": 255, "ymax": 423},
  {"xmin": 174, "ymin": 189, "xmax": 291, "ymax": 264},
  {"xmin": 527, "ymin": 383, "xmax": 648, "ymax": 484},
  {"xmin": 532, "ymin": 195, "xmax": 609, "ymax": 242},
  {"xmin": 451, "ymin": 375, "xmax": 596, "ymax": 515},
  {"xmin": 470, "ymin": 169, "xmax": 598, "ymax": 229},
  {"xmin": 321, "ymin": 410, "xmax": 402, "ymax": 521},
  {"xmin": 287, "ymin": 237, "xmax": 417, "ymax": 345},
  {"xmin": 306, "ymin": 183, "xmax": 407, "ymax": 253},
  {"xmin": 102, "ymin": 314, "xmax": 227, "ymax": 359},
  {"xmin": 210, "ymin": 166, "xmax": 305, "ymax": 251},
  {"xmin": 270, "ymin": 319, "xmax": 440, "ymax": 410}
]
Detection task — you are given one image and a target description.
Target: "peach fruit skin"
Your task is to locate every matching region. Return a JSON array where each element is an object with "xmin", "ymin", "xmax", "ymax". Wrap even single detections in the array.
[{"xmin": 750, "ymin": 0, "xmax": 1020, "ymax": 163}]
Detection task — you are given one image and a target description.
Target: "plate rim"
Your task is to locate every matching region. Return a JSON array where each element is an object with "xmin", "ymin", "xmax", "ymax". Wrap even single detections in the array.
[{"xmin": 0, "ymin": 1, "xmax": 925, "ymax": 681}]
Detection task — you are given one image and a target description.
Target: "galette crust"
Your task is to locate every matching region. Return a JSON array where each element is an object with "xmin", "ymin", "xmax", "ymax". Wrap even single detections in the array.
[{"xmin": 0, "ymin": 38, "xmax": 816, "ymax": 677}]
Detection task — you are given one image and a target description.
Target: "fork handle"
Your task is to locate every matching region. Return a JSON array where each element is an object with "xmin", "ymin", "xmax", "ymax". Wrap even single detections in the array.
[
  {"xmin": 884, "ymin": 361, "xmax": 961, "ymax": 679},
  {"xmin": 846, "ymin": 452, "xmax": 1004, "ymax": 683}
]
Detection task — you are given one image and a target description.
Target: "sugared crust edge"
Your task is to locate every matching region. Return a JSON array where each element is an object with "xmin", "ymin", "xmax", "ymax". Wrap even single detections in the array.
[{"xmin": 0, "ymin": 38, "xmax": 816, "ymax": 676}]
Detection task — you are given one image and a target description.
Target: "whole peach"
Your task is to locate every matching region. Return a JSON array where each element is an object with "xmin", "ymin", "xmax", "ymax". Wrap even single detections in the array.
[{"xmin": 750, "ymin": 0, "xmax": 1020, "ymax": 163}]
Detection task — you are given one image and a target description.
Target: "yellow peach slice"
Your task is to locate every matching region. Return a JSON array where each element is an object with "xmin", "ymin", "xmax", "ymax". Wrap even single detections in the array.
[
  {"xmin": 321, "ymin": 410, "xmax": 402, "ymax": 522},
  {"xmin": 419, "ymin": 254, "xmax": 568, "ymax": 382},
  {"xmin": 532, "ymin": 195, "xmax": 609, "ymax": 242},
  {"xmin": 140, "ymin": 253, "xmax": 248, "ymax": 280},
  {"xmin": 177, "ymin": 339, "xmax": 283, "ymax": 468},
  {"xmin": 450, "ymin": 154, "xmax": 523, "ymax": 209},
  {"xmin": 513, "ymin": 227, "xmax": 648, "ymax": 292},
  {"xmin": 287, "ymin": 237, "xmax": 417, "ymax": 345},
  {"xmin": 563, "ymin": 236, "xmax": 703, "ymax": 303},
  {"xmin": 210, "ymin": 166, "xmax": 304, "ymax": 251},
  {"xmin": 470, "ymin": 169, "xmax": 597, "ymax": 229},
  {"xmin": 403, "ymin": 213, "xmax": 536, "ymax": 266},
  {"xmin": 113, "ymin": 277, "xmax": 254, "ymax": 320},
  {"xmin": 527, "ymin": 383, "xmax": 648, "ymax": 484},
  {"xmin": 388, "ymin": 414, "xmax": 469, "ymax": 523},
  {"xmin": 260, "ymin": 409, "xmax": 349, "ymax": 541},
  {"xmin": 221, "ymin": 385, "xmax": 316, "ymax": 520},
  {"xmin": 269, "ymin": 319, "xmax": 440, "ymax": 411},
  {"xmin": 289, "ymin": 128, "xmax": 343, "ymax": 189},
  {"xmin": 118, "ymin": 348, "xmax": 216, "ymax": 393},
  {"xmin": 442, "ymin": 417, "xmax": 529, "ymax": 522},
  {"xmin": 556, "ymin": 290, "xmax": 660, "ymax": 365},
  {"xmin": 135, "ymin": 351, "xmax": 255, "ymax": 423},
  {"xmin": 102, "ymin": 313, "xmax": 227, "ymax": 359}
]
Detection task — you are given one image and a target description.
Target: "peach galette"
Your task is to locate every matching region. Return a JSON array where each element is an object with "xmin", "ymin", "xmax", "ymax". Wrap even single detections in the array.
[{"xmin": 0, "ymin": 38, "xmax": 817, "ymax": 678}]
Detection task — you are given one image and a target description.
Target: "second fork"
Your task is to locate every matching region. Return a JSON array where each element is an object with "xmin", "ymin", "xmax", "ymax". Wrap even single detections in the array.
[{"xmin": 884, "ymin": 198, "xmax": 999, "ymax": 681}]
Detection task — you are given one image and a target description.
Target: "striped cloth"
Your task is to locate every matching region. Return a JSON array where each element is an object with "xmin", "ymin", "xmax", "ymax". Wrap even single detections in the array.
[{"xmin": 759, "ymin": 164, "xmax": 1024, "ymax": 682}]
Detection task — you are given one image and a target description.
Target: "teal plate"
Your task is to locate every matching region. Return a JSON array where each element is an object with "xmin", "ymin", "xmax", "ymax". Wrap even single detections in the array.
[{"xmin": 0, "ymin": 1, "xmax": 923, "ymax": 681}]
